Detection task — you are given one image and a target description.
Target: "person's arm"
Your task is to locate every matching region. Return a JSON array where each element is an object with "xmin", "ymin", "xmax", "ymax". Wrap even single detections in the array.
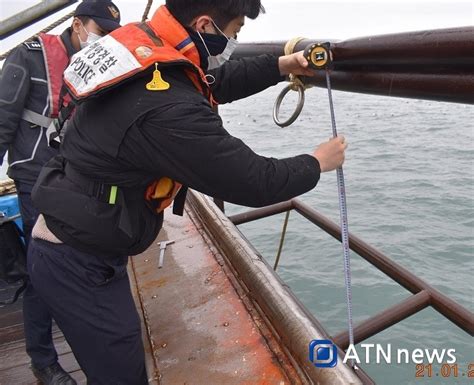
[
  {"xmin": 208, "ymin": 54, "xmax": 284, "ymax": 104},
  {"xmin": 121, "ymin": 101, "xmax": 345, "ymax": 208},
  {"xmin": 208, "ymin": 51, "xmax": 314, "ymax": 105},
  {"xmin": 0, "ymin": 46, "xmax": 31, "ymax": 165}
]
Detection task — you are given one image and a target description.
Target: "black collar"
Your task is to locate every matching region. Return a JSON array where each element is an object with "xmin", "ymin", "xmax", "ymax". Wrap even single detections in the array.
[{"xmin": 59, "ymin": 27, "xmax": 77, "ymax": 58}]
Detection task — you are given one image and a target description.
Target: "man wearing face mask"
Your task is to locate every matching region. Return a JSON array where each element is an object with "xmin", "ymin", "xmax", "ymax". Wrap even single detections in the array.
[
  {"xmin": 0, "ymin": 1, "xmax": 120, "ymax": 384},
  {"xmin": 28, "ymin": 1, "xmax": 347, "ymax": 383}
]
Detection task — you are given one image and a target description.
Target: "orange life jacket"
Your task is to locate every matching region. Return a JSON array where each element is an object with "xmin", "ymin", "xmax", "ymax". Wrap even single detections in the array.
[
  {"xmin": 21, "ymin": 34, "xmax": 71, "ymax": 130},
  {"xmin": 64, "ymin": 5, "xmax": 214, "ymax": 104},
  {"xmin": 63, "ymin": 5, "xmax": 215, "ymax": 214}
]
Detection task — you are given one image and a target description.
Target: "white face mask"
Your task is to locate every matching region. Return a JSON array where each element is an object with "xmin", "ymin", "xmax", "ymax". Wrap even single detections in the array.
[
  {"xmin": 207, "ymin": 37, "xmax": 238, "ymax": 70},
  {"xmin": 197, "ymin": 20, "xmax": 239, "ymax": 70},
  {"xmin": 78, "ymin": 23, "xmax": 102, "ymax": 49}
]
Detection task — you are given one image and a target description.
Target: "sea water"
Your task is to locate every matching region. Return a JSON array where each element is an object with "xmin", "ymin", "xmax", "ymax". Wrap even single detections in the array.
[{"xmin": 219, "ymin": 86, "xmax": 473, "ymax": 385}]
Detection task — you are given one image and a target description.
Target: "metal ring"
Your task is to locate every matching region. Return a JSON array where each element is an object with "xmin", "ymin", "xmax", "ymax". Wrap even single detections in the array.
[{"xmin": 273, "ymin": 83, "xmax": 305, "ymax": 128}]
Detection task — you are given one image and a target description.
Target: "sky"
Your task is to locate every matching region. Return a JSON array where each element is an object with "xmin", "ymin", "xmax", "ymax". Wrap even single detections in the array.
[{"xmin": 1, "ymin": 0, "xmax": 473, "ymax": 54}]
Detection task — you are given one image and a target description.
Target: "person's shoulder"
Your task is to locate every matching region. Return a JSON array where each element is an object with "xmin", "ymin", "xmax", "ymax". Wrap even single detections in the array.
[
  {"xmin": 22, "ymin": 40, "xmax": 42, "ymax": 51},
  {"xmin": 7, "ymin": 39, "xmax": 42, "ymax": 61},
  {"xmin": 2, "ymin": 41, "xmax": 38, "ymax": 66}
]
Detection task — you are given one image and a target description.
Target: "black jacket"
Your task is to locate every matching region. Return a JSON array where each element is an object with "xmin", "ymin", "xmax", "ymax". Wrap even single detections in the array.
[
  {"xmin": 0, "ymin": 29, "xmax": 76, "ymax": 192},
  {"xmin": 33, "ymin": 55, "xmax": 321, "ymax": 257}
]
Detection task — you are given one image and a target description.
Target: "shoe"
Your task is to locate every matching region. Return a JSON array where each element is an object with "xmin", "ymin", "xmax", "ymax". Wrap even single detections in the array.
[{"xmin": 31, "ymin": 362, "xmax": 78, "ymax": 385}]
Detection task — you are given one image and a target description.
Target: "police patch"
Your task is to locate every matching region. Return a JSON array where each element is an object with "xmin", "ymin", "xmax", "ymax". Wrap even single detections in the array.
[
  {"xmin": 23, "ymin": 41, "xmax": 42, "ymax": 51},
  {"xmin": 64, "ymin": 35, "xmax": 141, "ymax": 98}
]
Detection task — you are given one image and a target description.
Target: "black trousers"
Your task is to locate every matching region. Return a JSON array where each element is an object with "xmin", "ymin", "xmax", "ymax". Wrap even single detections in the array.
[
  {"xmin": 16, "ymin": 187, "xmax": 57, "ymax": 369},
  {"xmin": 28, "ymin": 239, "xmax": 148, "ymax": 385}
]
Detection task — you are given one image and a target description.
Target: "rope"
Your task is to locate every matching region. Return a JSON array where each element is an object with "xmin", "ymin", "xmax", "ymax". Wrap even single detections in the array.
[
  {"xmin": 273, "ymin": 211, "xmax": 291, "ymax": 271},
  {"xmin": 284, "ymin": 37, "xmax": 312, "ymax": 91},
  {"xmin": 142, "ymin": 0, "xmax": 154, "ymax": 22},
  {"xmin": 272, "ymin": 37, "xmax": 313, "ymax": 127},
  {"xmin": 0, "ymin": 10, "xmax": 76, "ymax": 61}
]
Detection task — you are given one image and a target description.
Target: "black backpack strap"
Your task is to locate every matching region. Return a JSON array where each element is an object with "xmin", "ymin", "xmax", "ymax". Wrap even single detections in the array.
[
  {"xmin": 172, "ymin": 187, "xmax": 188, "ymax": 216},
  {"xmin": 57, "ymin": 84, "xmax": 76, "ymax": 128},
  {"xmin": 48, "ymin": 84, "xmax": 77, "ymax": 149},
  {"xmin": 0, "ymin": 279, "xmax": 27, "ymax": 306}
]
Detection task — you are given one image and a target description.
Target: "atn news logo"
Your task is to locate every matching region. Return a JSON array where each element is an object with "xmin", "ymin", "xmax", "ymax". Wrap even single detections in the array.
[
  {"xmin": 309, "ymin": 340, "xmax": 458, "ymax": 368},
  {"xmin": 309, "ymin": 340, "xmax": 338, "ymax": 368}
]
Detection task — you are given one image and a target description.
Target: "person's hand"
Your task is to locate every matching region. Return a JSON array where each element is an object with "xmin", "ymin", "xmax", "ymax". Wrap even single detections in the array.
[
  {"xmin": 313, "ymin": 136, "xmax": 348, "ymax": 172},
  {"xmin": 278, "ymin": 51, "xmax": 314, "ymax": 77}
]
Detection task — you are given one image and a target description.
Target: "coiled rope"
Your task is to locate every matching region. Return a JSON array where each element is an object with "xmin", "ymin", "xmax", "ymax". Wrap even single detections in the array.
[
  {"xmin": 284, "ymin": 37, "xmax": 308, "ymax": 91},
  {"xmin": 273, "ymin": 37, "xmax": 313, "ymax": 127}
]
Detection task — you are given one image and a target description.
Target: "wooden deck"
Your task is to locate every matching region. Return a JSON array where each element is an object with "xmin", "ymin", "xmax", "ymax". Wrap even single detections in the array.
[
  {"xmin": 0, "ymin": 204, "xmax": 296, "ymax": 385},
  {"xmin": 0, "ymin": 284, "xmax": 86, "ymax": 384}
]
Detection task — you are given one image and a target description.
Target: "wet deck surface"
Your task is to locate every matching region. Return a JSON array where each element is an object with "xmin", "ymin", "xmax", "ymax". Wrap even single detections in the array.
[
  {"xmin": 0, "ymin": 285, "xmax": 87, "ymax": 384},
  {"xmin": 130, "ymin": 207, "xmax": 293, "ymax": 385},
  {"xmin": 0, "ymin": 206, "xmax": 293, "ymax": 384}
]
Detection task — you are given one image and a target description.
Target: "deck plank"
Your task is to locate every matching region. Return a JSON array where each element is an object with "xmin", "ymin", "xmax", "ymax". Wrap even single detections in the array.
[
  {"xmin": 0, "ymin": 288, "xmax": 84, "ymax": 384},
  {"xmin": 0, "ymin": 308, "xmax": 23, "ymax": 330},
  {"xmin": 0, "ymin": 351, "xmax": 80, "ymax": 385},
  {"xmin": 0, "ymin": 324, "xmax": 25, "ymax": 346},
  {"xmin": 0, "ymin": 295, "xmax": 24, "ymax": 328},
  {"xmin": 0, "ymin": 332, "xmax": 71, "ymax": 371}
]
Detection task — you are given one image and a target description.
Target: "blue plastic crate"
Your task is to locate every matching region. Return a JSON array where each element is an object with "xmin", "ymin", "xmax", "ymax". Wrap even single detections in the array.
[{"xmin": 0, "ymin": 194, "xmax": 23, "ymax": 229}]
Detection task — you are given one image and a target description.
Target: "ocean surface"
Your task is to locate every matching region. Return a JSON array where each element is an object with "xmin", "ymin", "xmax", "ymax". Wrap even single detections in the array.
[
  {"xmin": 218, "ymin": 86, "xmax": 473, "ymax": 384},
  {"xmin": 1, "ymin": 86, "xmax": 472, "ymax": 384}
]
